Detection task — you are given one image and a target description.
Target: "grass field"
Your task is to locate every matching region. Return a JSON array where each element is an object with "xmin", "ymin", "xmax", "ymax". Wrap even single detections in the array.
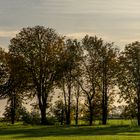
[{"xmin": 0, "ymin": 120, "xmax": 140, "ymax": 140}]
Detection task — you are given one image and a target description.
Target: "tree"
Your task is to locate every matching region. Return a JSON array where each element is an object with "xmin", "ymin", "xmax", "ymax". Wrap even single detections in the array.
[
  {"xmin": 9, "ymin": 26, "xmax": 64, "ymax": 124},
  {"xmin": 74, "ymin": 80, "xmax": 81, "ymax": 125},
  {"xmin": 77, "ymin": 35, "xmax": 102, "ymax": 125},
  {"xmin": 3, "ymin": 93, "xmax": 23, "ymax": 123},
  {"xmin": 0, "ymin": 49, "xmax": 24, "ymax": 124},
  {"xmin": 1, "ymin": 53, "xmax": 29, "ymax": 124},
  {"xmin": 119, "ymin": 104, "xmax": 136, "ymax": 119},
  {"xmin": 58, "ymin": 39, "xmax": 82, "ymax": 125},
  {"xmin": 77, "ymin": 35, "xmax": 118, "ymax": 125},
  {"xmin": 118, "ymin": 41, "xmax": 140, "ymax": 125},
  {"xmin": 98, "ymin": 43, "xmax": 118, "ymax": 125},
  {"xmin": 0, "ymin": 48, "xmax": 9, "ymax": 86},
  {"xmin": 52, "ymin": 99, "xmax": 65, "ymax": 125}
]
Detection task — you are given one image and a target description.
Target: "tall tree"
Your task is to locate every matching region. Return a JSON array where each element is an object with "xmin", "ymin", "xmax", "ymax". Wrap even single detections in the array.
[
  {"xmin": 9, "ymin": 26, "xmax": 64, "ymax": 124},
  {"xmin": 79, "ymin": 35, "xmax": 118, "ymax": 125},
  {"xmin": 0, "ymin": 53, "xmax": 29, "ymax": 124},
  {"xmin": 74, "ymin": 79, "xmax": 81, "ymax": 125},
  {"xmin": 98, "ymin": 42, "xmax": 118, "ymax": 125},
  {"xmin": 52, "ymin": 99, "xmax": 65, "ymax": 125},
  {"xmin": 0, "ymin": 48, "xmax": 9, "ymax": 86},
  {"xmin": 58, "ymin": 39, "xmax": 81, "ymax": 125},
  {"xmin": 76, "ymin": 35, "xmax": 102, "ymax": 126},
  {"xmin": 118, "ymin": 41, "xmax": 140, "ymax": 125}
]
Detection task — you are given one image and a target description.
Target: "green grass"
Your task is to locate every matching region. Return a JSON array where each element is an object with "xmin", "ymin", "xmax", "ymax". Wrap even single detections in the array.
[{"xmin": 0, "ymin": 120, "xmax": 140, "ymax": 140}]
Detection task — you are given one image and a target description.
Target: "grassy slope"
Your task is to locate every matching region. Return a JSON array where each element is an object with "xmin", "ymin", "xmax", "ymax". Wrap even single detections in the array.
[{"xmin": 0, "ymin": 120, "xmax": 140, "ymax": 140}]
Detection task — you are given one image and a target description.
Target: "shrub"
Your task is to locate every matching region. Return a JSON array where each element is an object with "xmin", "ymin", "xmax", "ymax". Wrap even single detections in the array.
[{"xmin": 21, "ymin": 109, "xmax": 40, "ymax": 125}]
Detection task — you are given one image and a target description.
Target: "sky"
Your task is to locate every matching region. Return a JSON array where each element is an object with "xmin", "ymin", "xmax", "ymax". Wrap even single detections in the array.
[
  {"xmin": 0, "ymin": 0, "xmax": 140, "ymax": 115},
  {"xmin": 0, "ymin": 0, "xmax": 140, "ymax": 50}
]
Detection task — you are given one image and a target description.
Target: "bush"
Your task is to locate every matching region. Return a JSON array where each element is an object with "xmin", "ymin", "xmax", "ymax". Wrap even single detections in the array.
[
  {"xmin": 46, "ymin": 116, "xmax": 57, "ymax": 125},
  {"xmin": 21, "ymin": 109, "xmax": 40, "ymax": 125}
]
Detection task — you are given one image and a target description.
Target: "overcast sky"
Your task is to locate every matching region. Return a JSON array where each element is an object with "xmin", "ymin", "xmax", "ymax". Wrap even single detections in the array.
[{"xmin": 0, "ymin": 0, "xmax": 140, "ymax": 49}]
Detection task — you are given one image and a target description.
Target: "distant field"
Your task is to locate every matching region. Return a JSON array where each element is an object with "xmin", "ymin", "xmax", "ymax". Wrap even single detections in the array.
[{"xmin": 0, "ymin": 120, "xmax": 140, "ymax": 140}]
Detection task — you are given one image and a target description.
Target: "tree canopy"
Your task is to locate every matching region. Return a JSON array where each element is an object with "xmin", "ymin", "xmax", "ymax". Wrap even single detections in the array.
[{"xmin": 1, "ymin": 25, "xmax": 140, "ymax": 126}]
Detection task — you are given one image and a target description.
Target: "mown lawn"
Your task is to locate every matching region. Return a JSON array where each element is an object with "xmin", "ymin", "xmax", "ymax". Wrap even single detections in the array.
[{"xmin": 0, "ymin": 120, "xmax": 140, "ymax": 140}]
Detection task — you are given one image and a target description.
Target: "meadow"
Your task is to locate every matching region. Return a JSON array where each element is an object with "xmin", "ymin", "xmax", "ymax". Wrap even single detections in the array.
[{"xmin": 0, "ymin": 120, "xmax": 140, "ymax": 140}]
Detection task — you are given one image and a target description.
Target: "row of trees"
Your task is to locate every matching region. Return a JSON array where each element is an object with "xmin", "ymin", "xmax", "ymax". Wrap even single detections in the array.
[{"xmin": 0, "ymin": 26, "xmax": 140, "ymax": 125}]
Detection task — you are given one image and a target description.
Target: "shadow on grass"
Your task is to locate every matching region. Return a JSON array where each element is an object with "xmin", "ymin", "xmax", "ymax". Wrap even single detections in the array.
[{"xmin": 1, "ymin": 124, "xmax": 140, "ymax": 139}]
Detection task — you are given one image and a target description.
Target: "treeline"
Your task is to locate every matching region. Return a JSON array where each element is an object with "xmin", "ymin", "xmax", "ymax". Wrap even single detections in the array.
[{"xmin": 0, "ymin": 26, "xmax": 140, "ymax": 125}]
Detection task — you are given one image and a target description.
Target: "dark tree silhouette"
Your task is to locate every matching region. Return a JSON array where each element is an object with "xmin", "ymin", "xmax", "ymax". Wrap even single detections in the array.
[
  {"xmin": 118, "ymin": 41, "xmax": 140, "ymax": 125},
  {"xmin": 9, "ymin": 26, "xmax": 64, "ymax": 125}
]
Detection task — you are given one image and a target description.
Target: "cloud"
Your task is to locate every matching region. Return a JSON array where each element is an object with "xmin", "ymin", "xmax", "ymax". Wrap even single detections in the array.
[
  {"xmin": 66, "ymin": 32, "xmax": 113, "ymax": 42},
  {"xmin": 0, "ymin": 30, "xmax": 18, "ymax": 37},
  {"xmin": 0, "ymin": 44, "xmax": 8, "ymax": 51},
  {"xmin": 66, "ymin": 32, "xmax": 127, "ymax": 50},
  {"xmin": 67, "ymin": 32, "xmax": 90, "ymax": 39},
  {"xmin": 120, "ymin": 38, "xmax": 140, "ymax": 45}
]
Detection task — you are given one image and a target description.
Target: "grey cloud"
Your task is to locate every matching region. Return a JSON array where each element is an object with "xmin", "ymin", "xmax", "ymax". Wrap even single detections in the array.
[{"xmin": 0, "ymin": 0, "xmax": 140, "ymax": 48}]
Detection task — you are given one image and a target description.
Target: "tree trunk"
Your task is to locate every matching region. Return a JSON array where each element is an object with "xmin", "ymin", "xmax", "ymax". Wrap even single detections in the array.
[
  {"xmin": 89, "ymin": 106, "xmax": 93, "ymax": 126},
  {"xmin": 11, "ymin": 94, "xmax": 16, "ymax": 124},
  {"xmin": 137, "ymin": 87, "xmax": 140, "ymax": 126},
  {"xmin": 65, "ymin": 106, "xmax": 70, "ymax": 125},
  {"xmin": 11, "ymin": 108, "xmax": 16, "ymax": 124},
  {"xmin": 75, "ymin": 84, "xmax": 80, "ymax": 126},
  {"xmin": 102, "ymin": 102, "xmax": 107, "ymax": 125},
  {"xmin": 37, "ymin": 91, "xmax": 47, "ymax": 125},
  {"xmin": 64, "ymin": 97, "xmax": 71, "ymax": 125},
  {"xmin": 66, "ymin": 97, "xmax": 71, "ymax": 125},
  {"xmin": 89, "ymin": 113, "xmax": 93, "ymax": 126},
  {"xmin": 137, "ymin": 102, "xmax": 140, "ymax": 126},
  {"xmin": 40, "ymin": 105, "xmax": 47, "ymax": 125},
  {"xmin": 60, "ymin": 108, "xmax": 64, "ymax": 125},
  {"xmin": 102, "ymin": 85, "xmax": 108, "ymax": 125},
  {"xmin": 75, "ymin": 98, "xmax": 79, "ymax": 125},
  {"xmin": 66, "ymin": 112, "xmax": 70, "ymax": 125},
  {"xmin": 102, "ymin": 57, "xmax": 108, "ymax": 125},
  {"xmin": 65, "ymin": 82, "xmax": 71, "ymax": 126},
  {"xmin": 88, "ymin": 100, "xmax": 93, "ymax": 126}
]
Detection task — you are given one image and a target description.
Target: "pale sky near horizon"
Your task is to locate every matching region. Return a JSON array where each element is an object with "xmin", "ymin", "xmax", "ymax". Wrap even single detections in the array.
[
  {"xmin": 0, "ymin": 0, "xmax": 140, "ymax": 50},
  {"xmin": 0, "ymin": 0, "xmax": 139, "ymax": 115}
]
